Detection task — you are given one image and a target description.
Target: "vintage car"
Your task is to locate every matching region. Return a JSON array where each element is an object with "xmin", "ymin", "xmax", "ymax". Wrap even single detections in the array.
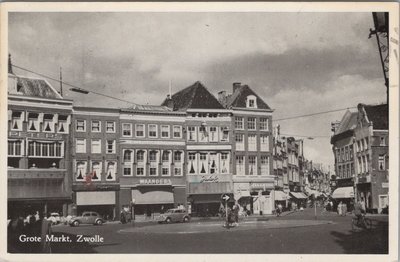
[
  {"xmin": 47, "ymin": 212, "xmax": 61, "ymax": 225},
  {"xmin": 157, "ymin": 208, "xmax": 190, "ymax": 223},
  {"xmin": 69, "ymin": 211, "xmax": 105, "ymax": 227}
]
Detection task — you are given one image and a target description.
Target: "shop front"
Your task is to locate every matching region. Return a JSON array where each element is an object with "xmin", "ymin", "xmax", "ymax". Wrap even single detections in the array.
[
  {"xmin": 119, "ymin": 178, "xmax": 187, "ymax": 220},
  {"xmin": 289, "ymin": 192, "xmax": 308, "ymax": 209},
  {"xmin": 73, "ymin": 184, "xmax": 119, "ymax": 220},
  {"xmin": 332, "ymin": 186, "xmax": 355, "ymax": 212},
  {"xmin": 233, "ymin": 179, "xmax": 275, "ymax": 215},
  {"xmin": 187, "ymin": 174, "xmax": 233, "ymax": 217}
]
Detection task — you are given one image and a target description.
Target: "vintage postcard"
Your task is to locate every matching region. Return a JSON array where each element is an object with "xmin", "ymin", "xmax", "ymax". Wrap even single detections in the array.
[{"xmin": 0, "ymin": 2, "xmax": 398, "ymax": 262}]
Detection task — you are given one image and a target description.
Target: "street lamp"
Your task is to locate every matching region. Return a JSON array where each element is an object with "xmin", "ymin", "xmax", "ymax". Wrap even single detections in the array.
[{"xmin": 70, "ymin": 87, "xmax": 89, "ymax": 94}]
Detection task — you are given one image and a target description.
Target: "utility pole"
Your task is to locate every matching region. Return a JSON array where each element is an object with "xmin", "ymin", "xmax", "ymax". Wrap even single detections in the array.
[
  {"xmin": 369, "ymin": 12, "xmax": 389, "ymax": 103},
  {"xmin": 59, "ymin": 67, "xmax": 63, "ymax": 97}
]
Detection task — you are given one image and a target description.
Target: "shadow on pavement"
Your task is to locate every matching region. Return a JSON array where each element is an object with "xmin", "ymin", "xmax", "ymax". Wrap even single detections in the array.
[{"xmin": 330, "ymin": 219, "xmax": 388, "ymax": 254}]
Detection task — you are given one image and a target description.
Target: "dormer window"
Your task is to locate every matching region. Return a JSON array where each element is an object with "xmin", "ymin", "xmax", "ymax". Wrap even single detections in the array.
[{"xmin": 246, "ymin": 95, "xmax": 257, "ymax": 108}]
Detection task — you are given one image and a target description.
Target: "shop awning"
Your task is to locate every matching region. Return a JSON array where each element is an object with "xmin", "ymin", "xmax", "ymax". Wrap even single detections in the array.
[
  {"xmin": 76, "ymin": 191, "xmax": 116, "ymax": 205},
  {"xmin": 290, "ymin": 192, "xmax": 308, "ymax": 199},
  {"xmin": 332, "ymin": 187, "xmax": 354, "ymax": 199},
  {"xmin": 190, "ymin": 194, "xmax": 233, "ymax": 204},
  {"xmin": 274, "ymin": 191, "xmax": 288, "ymax": 201},
  {"xmin": 132, "ymin": 189, "xmax": 174, "ymax": 205}
]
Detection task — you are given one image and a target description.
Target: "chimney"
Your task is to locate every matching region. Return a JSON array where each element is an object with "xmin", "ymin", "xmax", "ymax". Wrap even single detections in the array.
[
  {"xmin": 165, "ymin": 94, "xmax": 174, "ymax": 110},
  {"xmin": 8, "ymin": 54, "xmax": 13, "ymax": 74},
  {"xmin": 233, "ymin": 82, "xmax": 241, "ymax": 93},
  {"xmin": 218, "ymin": 91, "xmax": 227, "ymax": 107}
]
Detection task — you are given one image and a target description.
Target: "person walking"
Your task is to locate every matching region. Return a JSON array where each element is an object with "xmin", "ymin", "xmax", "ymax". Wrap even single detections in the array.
[
  {"xmin": 337, "ymin": 201, "xmax": 342, "ymax": 216},
  {"xmin": 233, "ymin": 204, "xmax": 239, "ymax": 227}
]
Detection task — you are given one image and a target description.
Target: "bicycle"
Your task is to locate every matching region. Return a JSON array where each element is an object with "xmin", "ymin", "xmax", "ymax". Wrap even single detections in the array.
[{"xmin": 351, "ymin": 214, "xmax": 372, "ymax": 231}]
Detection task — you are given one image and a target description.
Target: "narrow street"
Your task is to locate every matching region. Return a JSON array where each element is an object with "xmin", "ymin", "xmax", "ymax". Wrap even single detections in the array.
[{"xmin": 50, "ymin": 208, "xmax": 388, "ymax": 254}]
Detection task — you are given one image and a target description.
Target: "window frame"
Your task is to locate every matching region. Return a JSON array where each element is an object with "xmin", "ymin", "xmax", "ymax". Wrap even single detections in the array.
[
  {"xmin": 235, "ymin": 117, "xmax": 244, "ymax": 130},
  {"xmin": 91, "ymin": 120, "xmax": 101, "ymax": 133},
  {"xmin": 161, "ymin": 125, "xmax": 170, "ymax": 138},
  {"xmin": 173, "ymin": 125, "xmax": 182, "ymax": 138},
  {"xmin": 91, "ymin": 139, "xmax": 102, "ymax": 154},
  {"xmin": 148, "ymin": 124, "xmax": 158, "ymax": 138},
  {"xmin": 106, "ymin": 140, "xmax": 116, "ymax": 154},
  {"xmin": 135, "ymin": 124, "xmax": 145, "ymax": 138},
  {"xmin": 106, "ymin": 121, "xmax": 116, "ymax": 133},
  {"xmin": 76, "ymin": 120, "xmax": 86, "ymax": 132},
  {"xmin": 122, "ymin": 123, "xmax": 132, "ymax": 137},
  {"xmin": 247, "ymin": 117, "xmax": 256, "ymax": 130},
  {"xmin": 76, "ymin": 138, "xmax": 87, "ymax": 153}
]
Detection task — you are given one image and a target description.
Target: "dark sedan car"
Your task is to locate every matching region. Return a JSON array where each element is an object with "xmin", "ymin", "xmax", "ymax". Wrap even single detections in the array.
[{"xmin": 69, "ymin": 211, "xmax": 105, "ymax": 227}]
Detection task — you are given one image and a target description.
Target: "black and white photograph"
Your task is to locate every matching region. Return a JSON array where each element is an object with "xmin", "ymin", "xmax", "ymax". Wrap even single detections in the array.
[{"xmin": 2, "ymin": 2, "xmax": 399, "ymax": 261}]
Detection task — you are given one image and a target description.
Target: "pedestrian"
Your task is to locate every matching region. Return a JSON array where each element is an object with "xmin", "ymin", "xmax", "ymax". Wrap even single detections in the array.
[
  {"xmin": 120, "ymin": 210, "xmax": 126, "ymax": 224},
  {"xmin": 233, "ymin": 204, "xmax": 239, "ymax": 226},
  {"xmin": 337, "ymin": 201, "xmax": 342, "ymax": 215},
  {"xmin": 360, "ymin": 197, "xmax": 366, "ymax": 213}
]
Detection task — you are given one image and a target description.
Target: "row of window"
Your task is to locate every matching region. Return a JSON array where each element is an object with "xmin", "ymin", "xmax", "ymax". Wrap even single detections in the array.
[
  {"xmin": 76, "ymin": 139, "xmax": 116, "ymax": 154},
  {"xmin": 336, "ymin": 145, "xmax": 354, "ymax": 163},
  {"xmin": 234, "ymin": 117, "xmax": 269, "ymax": 131},
  {"xmin": 75, "ymin": 160, "xmax": 117, "ymax": 181},
  {"xmin": 122, "ymin": 149, "xmax": 184, "ymax": 177},
  {"xmin": 187, "ymin": 126, "xmax": 229, "ymax": 142},
  {"xmin": 337, "ymin": 163, "xmax": 355, "ymax": 179},
  {"xmin": 8, "ymin": 140, "xmax": 64, "ymax": 158},
  {"xmin": 11, "ymin": 112, "xmax": 69, "ymax": 133},
  {"xmin": 235, "ymin": 155, "xmax": 270, "ymax": 176},
  {"xmin": 122, "ymin": 124, "xmax": 183, "ymax": 139},
  {"xmin": 76, "ymin": 120, "xmax": 116, "ymax": 133},
  {"xmin": 356, "ymin": 138, "xmax": 369, "ymax": 153},
  {"xmin": 235, "ymin": 134, "xmax": 269, "ymax": 151},
  {"xmin": 187, "ymin": 152, "xmax": 230, "ymax": 175}
]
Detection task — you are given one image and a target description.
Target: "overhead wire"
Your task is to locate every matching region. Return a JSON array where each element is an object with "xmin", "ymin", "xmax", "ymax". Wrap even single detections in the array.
[
  {"xmin": 11, "ymin": 64, "xmax": 138, "ymax": 107},
  {"xmin": 274, "ymin": 107, "xmax": 357, "ymax": 121}
]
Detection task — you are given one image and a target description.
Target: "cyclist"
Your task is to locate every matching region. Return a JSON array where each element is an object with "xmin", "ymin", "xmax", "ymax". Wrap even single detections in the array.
[{"xmin": 354, "ymin": 198, "xmax": 366, "ymax": 225}]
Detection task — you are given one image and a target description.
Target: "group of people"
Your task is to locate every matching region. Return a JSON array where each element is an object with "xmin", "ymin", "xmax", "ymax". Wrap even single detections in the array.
[{"xmin": 8, "ymin": 211, "xmax": 52, "ymax": 253}]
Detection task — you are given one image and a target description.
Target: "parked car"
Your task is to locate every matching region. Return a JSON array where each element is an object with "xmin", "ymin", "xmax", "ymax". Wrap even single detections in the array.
[
  {"xmin": 157, "ymin": 208, "xmax": 190, "ymax": 223},
  {"xmin": 47, "ymin": 213, "xmax": 61, "ymax": 225},
  {"xmin": 69, "ymin": 211, "xmax": 105, "ymax": 227}
]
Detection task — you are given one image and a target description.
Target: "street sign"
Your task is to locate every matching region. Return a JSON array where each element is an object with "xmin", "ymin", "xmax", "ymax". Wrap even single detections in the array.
[{"xmin": 221, "ymin": 194, "xmax": 230, "ymax": 202}]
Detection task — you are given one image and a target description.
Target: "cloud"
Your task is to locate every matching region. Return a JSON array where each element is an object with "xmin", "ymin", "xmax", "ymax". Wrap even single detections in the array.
[{"xmin": 8, "ymin": 11, "xmax": 384, "ymax": 167}]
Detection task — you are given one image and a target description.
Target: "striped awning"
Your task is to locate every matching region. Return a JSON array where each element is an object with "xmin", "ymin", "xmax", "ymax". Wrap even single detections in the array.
[
  {"xmin": 332, "ymin": 187, "xmax": 354, "ymax": 199},
  {"xmin": 290, "ymin": 192, "xmax": 308, "ymax": 199},
  {"xmin": 274, "ymin": 191, "xmax": 288, "ymax": 201}
]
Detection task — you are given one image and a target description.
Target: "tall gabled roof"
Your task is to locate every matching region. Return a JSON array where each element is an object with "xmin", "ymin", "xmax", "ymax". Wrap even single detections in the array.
[
  {"xmin": 363, "ymin": 103, "xmax": 388, "ymax": 130},
  {"xmin": 334, "ymin": 110, "xmax": 358, "ymax": 135},
  {"xmin": 8, "ymin": 74, "xmax": 62, "ymax": 99},
  {"xmin": 161, "ymin": 81, "xmax": 224, "ymax": 111},
  {"xmin": 225, "ymin": 85, "xmax": 271, "ymax": 110}
]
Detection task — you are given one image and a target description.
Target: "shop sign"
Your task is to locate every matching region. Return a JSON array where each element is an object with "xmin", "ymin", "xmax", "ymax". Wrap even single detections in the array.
[
  {"xmin": 250, "ymin": 182, "xmax": 272, "ymax": 190},
  {"xmin": 187, "ymin": 174, "xmax": 231, "ymax": 184},
  {"xmin": 9, "ymin": 131, "xmax": 61, "ymax": 139},
  {"xmin": 139, "ymin": 178, "xmax": 172, "ymax": 185},
  {"xmin": 199, "ymin": 174, "xmax": 219, "ymax": 183}
]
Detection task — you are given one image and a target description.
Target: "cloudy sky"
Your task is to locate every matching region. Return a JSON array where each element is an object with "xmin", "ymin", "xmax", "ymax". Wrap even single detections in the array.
[{"xmin": 8, "ymin": 12, "xmax": 387, "ymax": 170}]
